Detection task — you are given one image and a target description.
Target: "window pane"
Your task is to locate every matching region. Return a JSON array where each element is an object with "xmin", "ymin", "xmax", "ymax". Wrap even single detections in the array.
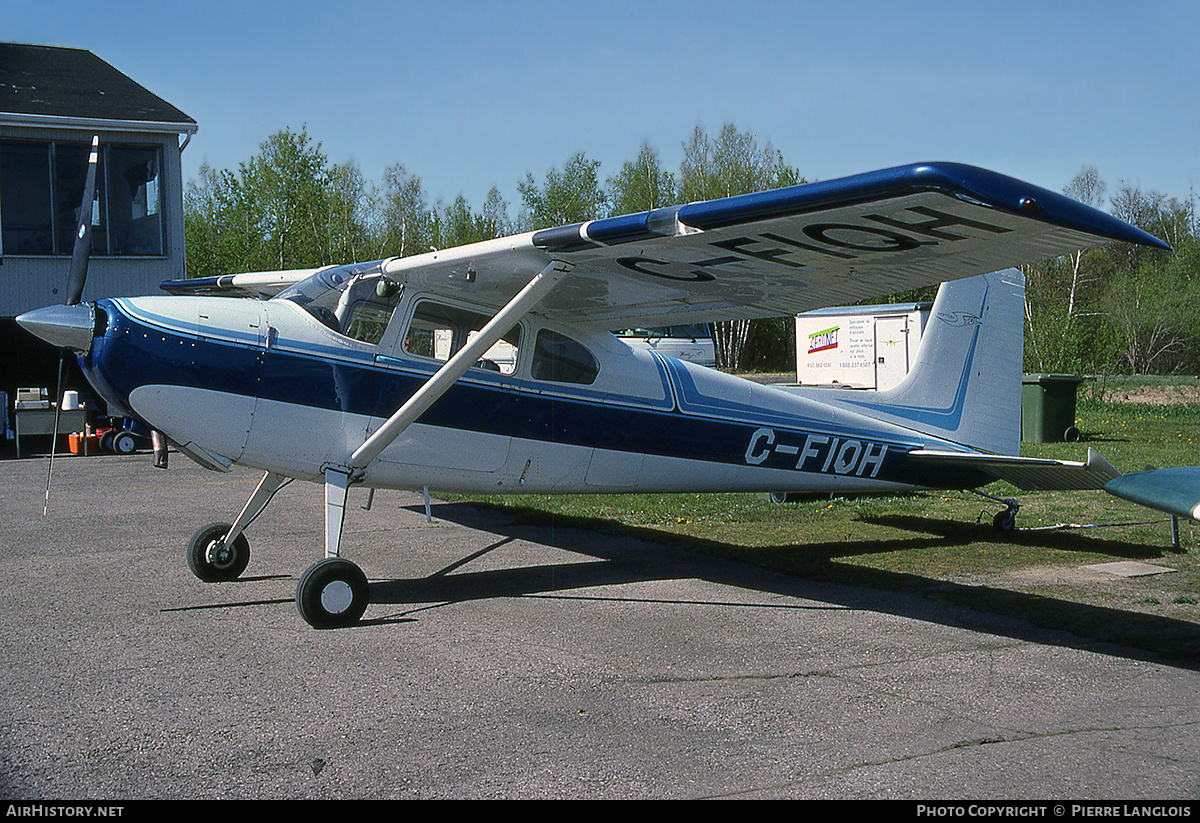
[
  {"xmin": 107, "ymin": 146, "xmax": 163, "ymax": 255},
  {"xmin": 0, "ymin": 142, "xmax": 53, "ymax": 254},
  {"xmin": 532, "ymin": 329, "xmax": 598, "ymax": 384},
  {"xmin": 343, "ymin": 283, "xmax": 402, "ymax": 346},
  {"xmin": 54, "ymin": 143, "xmax": 106, "ymax": 255},
  {"xmin": 404, "ymin": 301, "xmax": 520, "ymax": 373}
]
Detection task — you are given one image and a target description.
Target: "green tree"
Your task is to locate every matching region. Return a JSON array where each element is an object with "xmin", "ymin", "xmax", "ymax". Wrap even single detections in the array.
[
  {"xmin": 380, "ymin": 163, "xmax": 434, "ymax": 258},
  {"xmin": 325, "ymin": 160, "xmax": 378, "ymax": 263},
  {"xmin": 183, "ymin": 162, "xmax": 254, "ymax": 278},
  {"xmin": 437, "ymin": 195, "xmax": 479, "ymax": 250},
  {"xmin": 677, "ymin": 123, "xmax": 804, "ymax": 371},
  {"xmin": 481, "ymin": 186, "xmax": 511, "ymax": 240},
  {"xmin": 607, "ymin": 142, "xmax": 676, "ymax": 215},
  {"xmin": 237, "ymin": 126, "xmax": 335, "ymax": 270},
  {"xmin": 1023, "ymin": 167, "xmax": 1118, "ymax": 374},
  {"xmin": 1101, "ymin": 186, "xmax": 1199, "ymax": 374},
  {"xmin": 1021, "ymin": 175, "xmax": 1200, "ymax": 376},
  {"xmin": 518, "ymin": 152, "xmax": 608, "ymax": 231},
  {"xmin": 184, "ymin": 127, "xmax": 343, "ymax": 275},
  {"xmin": 678, "ymin": 123, "xmax": 800, "ymax": 202},
  {"xmin": 434, "ymin": 187, "xmax": 512, "ymax": 250}
]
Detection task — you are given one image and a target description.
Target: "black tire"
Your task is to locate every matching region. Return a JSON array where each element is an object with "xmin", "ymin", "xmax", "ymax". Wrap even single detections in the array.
[
  {"xmin": 992, "ymin": 509, "xmax": 1017, "ymax": 533},
  {"xmin": 296, "ymin": 557, "xmax": 369, "ymax": 629},
  {"xmin": 187, "ymin": 522, "xmax": 250, "ymax": 582},
  {"xmin": 111, "ymin": 430, "xmax": 137, "ymax": 454}
]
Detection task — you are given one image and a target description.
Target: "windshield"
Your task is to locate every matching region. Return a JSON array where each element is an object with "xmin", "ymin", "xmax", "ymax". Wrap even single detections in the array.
[{"xmin": 273, "ymin": 260, "xmax": 402, "ymax": 345}]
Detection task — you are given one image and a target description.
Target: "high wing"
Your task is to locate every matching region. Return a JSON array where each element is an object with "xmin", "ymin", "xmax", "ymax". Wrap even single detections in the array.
[
  {"xmin": 377, "ymin": 161, "xmax": 1167, "ymax": 328},
  {"xmin": 160, "ymin": 267, "xmax": 326, "ymax": 298},
  {"xmin": 162, "ymin": 162, "xmax": 1168, "ymax": 324}
]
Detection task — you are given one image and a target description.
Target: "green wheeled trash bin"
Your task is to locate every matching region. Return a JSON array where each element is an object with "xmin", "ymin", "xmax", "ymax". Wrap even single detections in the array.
[{"xmin": 1021, "ymin": 374, "xmax": 1085, "ymax": 443}]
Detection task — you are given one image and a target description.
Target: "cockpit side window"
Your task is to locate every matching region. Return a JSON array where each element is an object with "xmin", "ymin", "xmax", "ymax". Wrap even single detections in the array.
[
  {"xmin": 342, "ymin": 283, "xmax": 401, "ymax": 345},
  {"xmin": 403, "ymin": 300, "xmax": 521, "ymax": 374},
  {"xmin": 531, "ymin": 329, "xmax": 599, "ymax": 385}
]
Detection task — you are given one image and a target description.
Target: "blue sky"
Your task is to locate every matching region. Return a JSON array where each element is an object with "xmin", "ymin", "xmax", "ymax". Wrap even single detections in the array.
[{"xmin": 9, "ymin": 0, "xmax": 1198, "ymax": 217}]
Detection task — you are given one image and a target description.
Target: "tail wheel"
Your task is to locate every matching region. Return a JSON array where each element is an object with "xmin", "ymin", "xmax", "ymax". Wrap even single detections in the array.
[
  {"xmin": 187, "ymin": 522, "xmax": 251, "ymax": 582},
  {"xmin": 992, "ymin": 508, "xmax": 1017, "ymax": 533},
  {"xmin": 297, "ymin": 557, "xmax": 369, "ymax": 629}
]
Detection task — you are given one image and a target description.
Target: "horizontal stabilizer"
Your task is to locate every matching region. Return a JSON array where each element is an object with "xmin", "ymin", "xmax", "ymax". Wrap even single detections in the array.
[
  {"xmin": 1104, "ymin": 467, "xmax": 1200, "ymax": 520},
  {"xmin": 908, "ymin": 447, "xmax": 1121, "ymax": 491}
]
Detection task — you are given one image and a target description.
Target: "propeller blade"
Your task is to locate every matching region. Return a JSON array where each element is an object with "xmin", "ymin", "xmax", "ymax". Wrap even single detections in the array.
[
  {"xmin": 65, "ymin": 136, "xmax": 99, "ymax": 307},
  {"xmin": 45, "ymin": 135, "xmax": 98, "ymax": 514}
]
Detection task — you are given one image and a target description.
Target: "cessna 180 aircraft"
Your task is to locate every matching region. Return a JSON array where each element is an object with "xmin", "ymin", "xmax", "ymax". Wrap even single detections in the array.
[{"xmin": 18, "ymin": 139, "xmax": 1184, "ymax": 628}]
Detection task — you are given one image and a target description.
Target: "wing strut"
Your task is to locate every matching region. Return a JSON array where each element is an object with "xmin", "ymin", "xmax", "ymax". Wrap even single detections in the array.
[{"xmin": 347, "ymin": 259, "xmax": 575, "ymax": 473}]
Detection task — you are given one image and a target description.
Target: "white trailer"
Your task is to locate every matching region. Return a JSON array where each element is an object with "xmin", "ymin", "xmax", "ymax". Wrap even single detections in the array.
[{"xmin": 795, "ymin": 302, "xmax": 931, "ymax": 390}]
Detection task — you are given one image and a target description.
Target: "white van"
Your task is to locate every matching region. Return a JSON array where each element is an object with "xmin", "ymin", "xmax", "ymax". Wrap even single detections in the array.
[{"xmin": 615, "ymin": 325, "xmax": 716, "ymax": 369}]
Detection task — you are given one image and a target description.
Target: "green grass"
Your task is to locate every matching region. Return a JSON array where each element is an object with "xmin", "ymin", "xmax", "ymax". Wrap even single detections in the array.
[{"xmin": 442, "ymin": 392, "xmax": 1200, "ymax": 664}]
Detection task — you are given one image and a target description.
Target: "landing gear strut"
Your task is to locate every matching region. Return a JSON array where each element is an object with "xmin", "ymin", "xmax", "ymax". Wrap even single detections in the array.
[
  {"xmin": 187, "ymin": 522, "xmax": 250, "ymax": 582},
  {"xmin": 992, "ymin": 502, "xmax": 1019, "ymax": 533},
  {"xmin": 185, "ymin": 471, "xmax": 287, "ymax": 583}
]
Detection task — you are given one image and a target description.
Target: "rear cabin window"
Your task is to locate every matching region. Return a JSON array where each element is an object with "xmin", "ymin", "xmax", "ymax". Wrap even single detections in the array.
[
  {"xmin": 404, "ymin": 301, "xmax": 520, "ymax": 374},
  {"xmin": 531, "ymin": 329, "xmax": 599, "ymax": 385}
]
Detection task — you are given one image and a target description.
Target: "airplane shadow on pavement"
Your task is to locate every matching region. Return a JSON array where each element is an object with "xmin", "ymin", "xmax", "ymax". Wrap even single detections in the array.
[{"xmin": 366, "ymin": 500, "xmax": 1200, "ymax": 672}]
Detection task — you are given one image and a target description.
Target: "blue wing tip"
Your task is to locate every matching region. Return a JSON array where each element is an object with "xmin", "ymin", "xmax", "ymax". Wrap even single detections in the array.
[{"xmin": 917, "ymin": 162, "xmax": 1171, "ymax": 251}]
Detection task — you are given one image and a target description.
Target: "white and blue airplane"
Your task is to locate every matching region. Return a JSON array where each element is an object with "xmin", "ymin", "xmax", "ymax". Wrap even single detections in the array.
[{"xmin": 17, "ymin": 143, "xmax": 1177, "ymax": 628}]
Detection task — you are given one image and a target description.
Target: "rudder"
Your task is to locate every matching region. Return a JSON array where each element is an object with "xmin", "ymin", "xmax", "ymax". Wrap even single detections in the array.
[{"xmin": 812, "ymin": 268, "xmax": 1025, "ymax": 455}]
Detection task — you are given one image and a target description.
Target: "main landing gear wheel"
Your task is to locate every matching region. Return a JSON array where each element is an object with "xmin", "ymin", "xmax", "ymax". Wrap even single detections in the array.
[
  {"xmin": 296, "ymin": 557, "xmax": 369, "ymax": 629},
  {"xmin": 187, "ymin": 522, "xmax": 250, "ymax": 582}
]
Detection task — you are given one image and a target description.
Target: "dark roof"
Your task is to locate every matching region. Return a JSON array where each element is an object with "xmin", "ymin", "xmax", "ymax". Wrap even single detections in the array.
[{"xmin": 0, "ymin": 43, "xmax": 195, "ymax": 129}]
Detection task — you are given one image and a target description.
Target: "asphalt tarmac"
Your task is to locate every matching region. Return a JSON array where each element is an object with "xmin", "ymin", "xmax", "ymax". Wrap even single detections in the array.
[{"xmin": 2, "ymin": 449, "xmax": 1199, "ymax": 800}]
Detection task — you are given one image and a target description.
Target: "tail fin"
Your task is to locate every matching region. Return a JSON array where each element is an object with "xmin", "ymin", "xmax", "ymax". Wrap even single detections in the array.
[{"xmin": 817, "ymin": 268, "xmax": 1025, "ymax": 455}]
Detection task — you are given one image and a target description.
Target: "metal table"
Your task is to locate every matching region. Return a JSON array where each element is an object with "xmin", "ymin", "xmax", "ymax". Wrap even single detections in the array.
[{"xmin": 15, "ymin": 407, "xmax": 87, "ymax": 458}]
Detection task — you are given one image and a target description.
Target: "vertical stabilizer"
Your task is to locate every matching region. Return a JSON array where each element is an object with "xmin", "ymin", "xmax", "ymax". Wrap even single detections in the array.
[{"xmin": 806, "ymin": 268, "xmax": 1025, "ymax": 455}]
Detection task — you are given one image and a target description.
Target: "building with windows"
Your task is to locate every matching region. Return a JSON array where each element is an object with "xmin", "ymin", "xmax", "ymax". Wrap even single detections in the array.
[{"xmin": 0, "ymin": 42, "xmax": 196, "ymax": 430}]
